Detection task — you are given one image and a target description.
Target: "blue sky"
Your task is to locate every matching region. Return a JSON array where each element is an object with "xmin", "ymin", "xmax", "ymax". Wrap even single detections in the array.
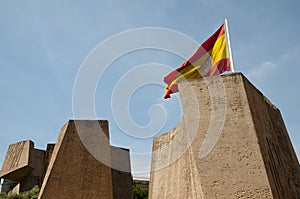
[{"xmin": 0, "ymin": 0, "xmax": 300, "ymax": 179}]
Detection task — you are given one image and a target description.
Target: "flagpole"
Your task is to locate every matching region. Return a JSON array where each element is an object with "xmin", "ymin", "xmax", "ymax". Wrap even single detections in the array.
[{"xmin": 224, "ymin": 18, "xmax": 235, "ymax": 72}]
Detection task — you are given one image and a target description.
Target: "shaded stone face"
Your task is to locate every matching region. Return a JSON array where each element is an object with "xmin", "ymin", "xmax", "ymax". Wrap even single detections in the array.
[
  {"xmin": 1, "ymin": 120, "xmax": 133, "ymax": 199},
  {"xmin": 0, "ymin": 140, "xmax": 33, "ymax": 182},
  {"xmin": 111, "ymin": 146, "xmax": 133, "ymax": 199},
  {"xmin": 38, "ymin": 120, "xmax": 133, "ymax": 199},
  {"xmin": 149, "ymin": 73, "xmax": 300, "ymax": 199},
  {"xmin": 0, "ymin": 140, "xmax": 47, "ymax": 193}
]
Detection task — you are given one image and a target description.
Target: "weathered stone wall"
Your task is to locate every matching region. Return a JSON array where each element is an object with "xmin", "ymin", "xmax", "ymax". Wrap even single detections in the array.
[
  {"xmin": 21, "ymin": 147, "xmax": 45, "ymax": 192},
  {"xmin": 38, "ymin": 120, "xmax": 133, "ymax": 199},
  {"xmin": 38, "ymin": 120, "xmax": 114, "ymax": 199},
  {"xmin": 149, "ymin": 73, "xmax": 300, "ymax": 198},
  {"xmin": 41, "ymin": 144, "xmax": 55, "ymax": 184},
  {"xmin": 0, "ymin": 140, "xmax": 47, "ymax": 193},
  {"xmin": 0, "ymin": 140, "xmax": 33, "ymax": 182},
  {"xmin": 111, "ymin": 146, "xmax": 133, "ymax": 199},
  {"xmin": 243, "ymin": 77, "xmax": 300, "ymax": 198},
  {"xmin": 1, "ymin": 121, "xmax": 133, "ymax": 198}
]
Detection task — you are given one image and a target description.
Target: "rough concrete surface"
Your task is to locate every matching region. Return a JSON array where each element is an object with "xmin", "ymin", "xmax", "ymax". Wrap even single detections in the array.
[
  {"xmin": 38, "ymin": 120, "xmax": 113, "ymax": 199},
  {"xmin": 38, "ymin": 120, "xmax": 133, "ymax": 199},
  {"xmin": 0, "ymin": 140, "xmax": 47, "ymax": 193},
  {"xmin": 149, "ymin": 73, "xmax": 300, "ymax": 199}
]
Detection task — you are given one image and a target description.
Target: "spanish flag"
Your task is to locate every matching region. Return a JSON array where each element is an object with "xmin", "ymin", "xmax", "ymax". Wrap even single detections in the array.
[{"xmin": 164, "ymin": 23, "xmax": 232, "ymax": 99}]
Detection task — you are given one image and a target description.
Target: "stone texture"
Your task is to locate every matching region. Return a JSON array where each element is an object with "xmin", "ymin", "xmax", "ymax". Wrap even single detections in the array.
[
  {"xmin": 1, "ymin": 179, "xmax": 18, "ymax": 194},
  {"xmin": 0, "ymin": 120, "xmax": 133, "ymax": 198},
  {"xmin": 0, "ymin": 140, "xmax": 33, "ymax": 182},
  {"xmin": 0, "ymin": 140, "xmax": 47, "ymax": 193},
  {"xmin": 38, "ymin": 120, "xmax": 113, "ymax": 199},
  {"xmin": 149, "ymin": 73, "xmax": 300, "ymax": 199},
  {"xmin": 38, "ymin": 120, "xmax": 133, "ymax": 199},
  {"xmin": 111, "ymin": 146, "xmax": 133, "ymax": 199}
]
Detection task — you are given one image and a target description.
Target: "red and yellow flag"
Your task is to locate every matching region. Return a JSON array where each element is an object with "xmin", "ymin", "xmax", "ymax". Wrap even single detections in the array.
[{"xmin": 164, "ymin": 23, "xmax": 231, "ymax": 99}]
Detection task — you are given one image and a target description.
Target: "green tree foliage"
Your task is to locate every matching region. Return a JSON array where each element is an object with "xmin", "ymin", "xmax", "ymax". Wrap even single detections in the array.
[
  {"xmin": 0, "ymin": 193, "xmax": 7, "ymax": 199},
  {"xmin": 0, "ymin": 186, "xmax": 39, "ymax": 199},
  {"xmin": 133, "ymin": 185, "xmax": 148, "ymax": 199}
]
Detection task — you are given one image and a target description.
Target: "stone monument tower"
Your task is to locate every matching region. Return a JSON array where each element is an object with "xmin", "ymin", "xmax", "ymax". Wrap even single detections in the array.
[
  {"xmin": 0, "ymin": 120, "xmax": 133, "ymax": 199},
  {"xmin": 149, "ymin": 73, "xmax": 300, "ymax": 198}
]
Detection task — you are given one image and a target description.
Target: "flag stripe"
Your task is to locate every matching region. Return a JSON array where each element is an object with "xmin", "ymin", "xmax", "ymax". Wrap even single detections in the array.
[
  {"xmin": 164, "ymin": 23, "xmax": 231, "ymax": 99},
  {"xmin": 167, "ymin": 34, "xmax": 228, "ymax": 82},
  {"xmin": 187, "ymin": 24, "xmax": 225, "ymax": 64},
  {"xmin": 209, "ymin": 58, "xmax": 231, "ymax": 76},
  {"xmin": 211, "ymin": 34, "xmax": 229, "ymax": 64},
  {"xmin": 201, "ymin": 24, "xmax": 225, "ymax": 52}
]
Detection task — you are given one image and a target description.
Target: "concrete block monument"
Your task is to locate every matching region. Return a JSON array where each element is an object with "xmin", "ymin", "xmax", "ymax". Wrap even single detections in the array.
[
  {"xmin": 0, "ymin": 120, "xmax": 133, "ymax": 199},
  {"xmin": 0, "ymin": 140, "xmax": 53, "ymax": 194},
  {"xmin": 149, "ymin": 73, "xmax": 300, "ymax": 198},
  {"xmin": 38, "ymin": 120, "xmax": 133, "ymax": 199}
]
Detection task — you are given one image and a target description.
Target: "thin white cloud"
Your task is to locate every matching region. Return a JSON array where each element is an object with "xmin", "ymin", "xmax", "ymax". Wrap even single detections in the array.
[
  {"xmin": 247, "ymin": 43, "xmax": 300, "ymax": 79},
  {"xmin": 247, "ymin": 61, "xmax": 278, "ymax": 78},
  {"xmin": 281, "ymin": 44, "xmax": 300, "ymax": 58}
]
